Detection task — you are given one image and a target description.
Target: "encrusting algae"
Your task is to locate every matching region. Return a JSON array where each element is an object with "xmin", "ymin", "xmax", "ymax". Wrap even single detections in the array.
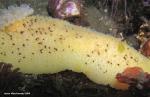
[{"xmin": 0, "ymin": 5, "xmax": 150, "ymax": 90}]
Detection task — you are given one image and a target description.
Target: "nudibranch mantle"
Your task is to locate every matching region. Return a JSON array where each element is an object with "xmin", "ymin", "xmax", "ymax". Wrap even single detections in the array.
[{"xmin": 0, "ymin": 6, "xmax": 150, "ymax": 90}]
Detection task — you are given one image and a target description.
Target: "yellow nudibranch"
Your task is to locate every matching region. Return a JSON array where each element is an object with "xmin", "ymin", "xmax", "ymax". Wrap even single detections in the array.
[{"xmin": 0, "ymin": 15, "xmax": 150, "ymax": 90}]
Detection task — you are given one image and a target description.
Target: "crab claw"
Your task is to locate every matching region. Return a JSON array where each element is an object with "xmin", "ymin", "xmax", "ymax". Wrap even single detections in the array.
[{"xmin": 116, "ymin": 67, "xmax": 150, "ymax": 89}]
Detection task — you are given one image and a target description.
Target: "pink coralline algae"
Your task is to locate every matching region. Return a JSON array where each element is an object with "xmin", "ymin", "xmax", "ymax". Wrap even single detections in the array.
[
  {"xmin": 48, "ymin": 0, "xmax": 89, "ymax": 26},
  {"xmin": 48, "ymin": 0, "xmax": 82, "ymax": 19}
]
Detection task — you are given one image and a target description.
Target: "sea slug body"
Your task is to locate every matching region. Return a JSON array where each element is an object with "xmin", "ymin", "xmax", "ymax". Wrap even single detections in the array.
[{"xmin": 0, "ymin": 5, "xmax": 150, "ymax": 90}]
